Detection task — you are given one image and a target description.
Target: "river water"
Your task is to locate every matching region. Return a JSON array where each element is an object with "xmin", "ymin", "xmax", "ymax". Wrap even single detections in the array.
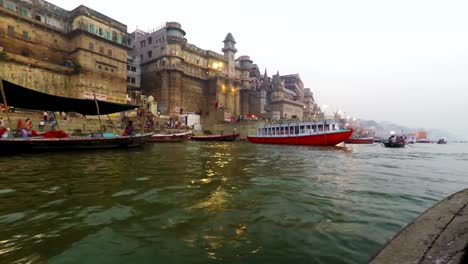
[{"xmin": 0, "ymin": 142, "xmax": 467, "ymax": 263}]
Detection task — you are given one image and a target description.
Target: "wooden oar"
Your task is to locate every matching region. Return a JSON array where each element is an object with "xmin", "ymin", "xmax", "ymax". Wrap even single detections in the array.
[{"xmin": 0, "ymin": 79, "xmax": 12, "ymax": 129}]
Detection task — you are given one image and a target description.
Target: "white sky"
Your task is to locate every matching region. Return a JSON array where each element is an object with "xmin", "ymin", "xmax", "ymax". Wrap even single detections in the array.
[{"xmin": 49, "ymin": 0, "xmax": 468, "ymax": 138}]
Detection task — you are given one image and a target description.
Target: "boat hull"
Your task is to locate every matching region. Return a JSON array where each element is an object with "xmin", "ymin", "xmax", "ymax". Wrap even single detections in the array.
[
  {"xmin": 191, "ymin": 133, "xmax": 239, "ymax": 142},
  {"xmin": 247, "ymin": 130, "xmax": 352, "ymax": 146},
  {"xmin": 0, "ymin": 133, "xmax": 153, "ymax": 153},
  {"xmin": 149, "ymin": 131, "xmax": 192, "ymax": 143},
  {"xmin": 345, "ymin": 137, "xmax": 374, "ymax": 144},
  {"xmin": 382, "ymin": 141, "xmax": 406, "ymax": 148}
]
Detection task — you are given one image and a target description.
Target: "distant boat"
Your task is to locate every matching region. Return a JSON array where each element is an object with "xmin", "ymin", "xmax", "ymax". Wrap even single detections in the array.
[
  {"xmin": 382, "ymin": 140, "xmax": 406, "ymax": 148},
  {"xmin": 416, "ymin": 138, "xmax": 432, "ymax": 143},
  {"xmin": 149, "ymin": 131, "xmax": 192, "ymax": 143},
  {"xmin": 345, "ymin": 137, "xmax": 374, "ymax": 144},
  {"xmin": 247, "ymin": 120, "xmax": 352, "ymax": 146},
  {"xmin": 437, "ymin": 138, "xmax": 448, "ymax": 144},
  {"xmin": 191, "ymin": 133, "xmax": 240, "ymax": 142}
]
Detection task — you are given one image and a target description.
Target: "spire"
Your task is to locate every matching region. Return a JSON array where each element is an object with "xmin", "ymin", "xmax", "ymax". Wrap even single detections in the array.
[{"xmin": 224, "ymin": 32, "xmax": 236, "ymax": 44}]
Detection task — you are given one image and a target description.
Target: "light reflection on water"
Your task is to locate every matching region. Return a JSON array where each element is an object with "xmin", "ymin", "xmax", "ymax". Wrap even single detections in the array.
[{"xmin": 0, "ymin": 142, "xmax": 467, "ymax": 263}]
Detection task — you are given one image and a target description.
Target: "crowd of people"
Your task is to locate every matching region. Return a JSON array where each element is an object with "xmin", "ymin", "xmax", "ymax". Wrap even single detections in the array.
[
  {"xmin": 0, "ymin": 111, "xmax": 60, "ymax": 138},
  {"xmin": 388, "ymin": 135, "xmax": 406, "ymax": 144}
]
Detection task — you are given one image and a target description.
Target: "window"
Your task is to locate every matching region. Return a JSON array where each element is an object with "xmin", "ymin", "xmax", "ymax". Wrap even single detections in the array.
[
  {"xmin": 22, "ymin": 31, "xmax": 29, "ymax": 40},
  {"xmin": 20, "ymin": 8, "xmax": 29, "ymax": 17},
  {"xmin": 140, "ymin": 40, "xmax": 146, "ymax": 48},
  {"xmin": 98, "ymin": 65, "xmax": 102, "ymax": 69},
  {"xmin": 131, "ymin": 66, "xmax": 136, "ymax": 72},
  {"xmin": 98, "ymin": 28, "xmax": 103, "ymax": 36},
  {"xmin": 131, "ymin": 77, "xmax": 136, "ymax": 84},
  {"xmin": 99, "ymin": 46, "xmax": 104, "ymax": 54},
  {"xmin": 148, "ymin": 51, "xmax": 152, "ymax": 58},
  {"xmin": 7, "ymin": 25, "xmax": 14, "ymax": 37},
  {"xmin": 110, "ymin": 68, "xmax": 114, "ymax": 73},
  {"xmin": 127, "ymin": 65, "xmax": 130, "ymax": 70},
  {"xmin": 107, "ymin": 49, "xmax": 112, "ymax": 56},
  {"xmin": 127, "ymin": 76, "xmax": 130, "ymax": 82},
  {"xmin": 35, "ymin": 15, "xmax": 42, "ymax": 22},
  {"xmin": 5, "ymin": 2, "xmax": 16, "ymax": 11},
  {"xmin": 116, "ymin": 35, "xmax": 122, "ymax": 44},
  {"xmin": 88, "ymin": 24, "xmax": 95, "ymax": 34},
  {"xmin": 148, "ymin": 37, "xmax": 152, "ymax": 44},
  {"xmin": 140, "ymin": 54, "xmax": 143, "ymax": 61},
  {"xmin": 106, "ymin": 31, "xmax": 112, "ymax": 40},
  {"xmin": 89, "ymin": 42, "xmax": 94, "ymax": 51}
]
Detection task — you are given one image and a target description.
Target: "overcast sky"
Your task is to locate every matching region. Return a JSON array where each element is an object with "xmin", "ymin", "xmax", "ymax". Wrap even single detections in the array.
[{"xmin": 49, "ymin": 0, "xmax": 468, "ymax": 139}]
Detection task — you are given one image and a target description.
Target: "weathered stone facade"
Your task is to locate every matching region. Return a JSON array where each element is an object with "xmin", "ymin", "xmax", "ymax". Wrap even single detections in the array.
[
  {"xmin": 244, "ymin": 68, "xmax": 321, "ymax": 120},
  {"xmin": 0, "ymin": 0, "xmax": 128, "ymax": 103},
  {"xmin": 129, "ymin": 23, "xmax": 251, "ymax": 117}
]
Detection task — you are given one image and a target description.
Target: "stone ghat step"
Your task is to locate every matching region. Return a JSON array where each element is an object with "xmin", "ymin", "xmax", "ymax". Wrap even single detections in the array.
[{"xmin": 369, "ymin": 188, "xmax": 468, "ymax": 264}]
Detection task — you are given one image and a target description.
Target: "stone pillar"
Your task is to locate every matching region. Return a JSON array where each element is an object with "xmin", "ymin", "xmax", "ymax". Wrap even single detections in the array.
[{"xmin": 160, "ymin": 71, "xmax": 169, "ymax": 114}]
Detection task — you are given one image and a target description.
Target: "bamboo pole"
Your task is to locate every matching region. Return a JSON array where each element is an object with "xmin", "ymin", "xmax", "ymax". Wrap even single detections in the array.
[
  {"xmin": 106, "ymin": 114, "xmax": 119, "ymax": 135},
  {"xmin": 0, "ymin": 79, "xmax": 12, "ymax": 129},
  {"xmin": 140, "ymin": 108, "xmax": 145, "ymax": 134},
  {"xmin": 54, "ymin": 112, "xmax": 61, "ymax": 131},
  {"xmin": 93, "ymin": 92, "xmax": 103, "ymax": 132}
]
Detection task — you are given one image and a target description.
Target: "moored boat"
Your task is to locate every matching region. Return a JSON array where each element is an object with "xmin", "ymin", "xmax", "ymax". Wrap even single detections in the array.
[
  {"xmin": 0, "ymin": 132, "xmax": 152, "ymax": 153},
  {"xmin": 247, "ymin": 120, "xmax": 352, "ymax": 146},
  {"xmin": 345, "ymin": 137, "xmax": 374, "ymax": 144},
  {"xmin": 149, "ymin": 131, "xmax": 192, "ymax": 142},
  {"xmin": 190, "ymin": 133, "xmax": 240, "ymax": 142},
  {"xmin": 0, "ymin": 79, "xmax": 152, "ymax": 153}
]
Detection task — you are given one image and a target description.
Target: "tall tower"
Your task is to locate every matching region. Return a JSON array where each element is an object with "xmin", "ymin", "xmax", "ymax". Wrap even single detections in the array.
[{"xmin": 222, "ymin": 33, "xmax": 237, "ymax": 77}]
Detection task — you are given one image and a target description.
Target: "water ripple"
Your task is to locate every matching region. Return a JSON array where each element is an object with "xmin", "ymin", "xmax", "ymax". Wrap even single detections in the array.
[{"xmin": 0, "ymin": 142, "xmax": 466, "ymax": 263}]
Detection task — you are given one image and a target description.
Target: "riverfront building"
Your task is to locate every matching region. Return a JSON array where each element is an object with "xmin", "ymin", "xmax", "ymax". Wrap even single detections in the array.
[
  {"xmin": 129, "ymin": 22, "xmax": 321, "ymax": 120},
  {"xmin": 0, "ymin": 0, "xmax": 128, "ymax": 103},
  {"xmin": 129, "ymin": 22, "xmax": 253, "ymax": 117}
]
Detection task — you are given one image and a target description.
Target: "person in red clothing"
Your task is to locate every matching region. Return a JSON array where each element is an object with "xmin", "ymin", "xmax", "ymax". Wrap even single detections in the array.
[{"xmin": 15, "ymin": 119, "xmax": 23, "ymax": 137}]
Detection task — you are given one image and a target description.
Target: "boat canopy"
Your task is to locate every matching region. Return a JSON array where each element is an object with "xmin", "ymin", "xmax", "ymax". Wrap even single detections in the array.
[{"xmin": 0, "ymin": 79, "xmax": 138, "ymax": 115}]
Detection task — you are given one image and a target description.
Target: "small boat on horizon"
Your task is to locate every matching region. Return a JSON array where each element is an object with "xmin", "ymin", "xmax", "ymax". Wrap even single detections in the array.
[
  {"xmin": 247, "ymin": 120, "xmax": 352, "ymax": 146},
  {"xmin": 437, "ymin": 138, "xmax": 448, "ymax": 144},
  {"xmin": 416, "ymin": 138, "xmax": 432, "ymax": 143},
  {"xmin": 190, "ymin": 133, "xmax": 240, "ymax": 142}
]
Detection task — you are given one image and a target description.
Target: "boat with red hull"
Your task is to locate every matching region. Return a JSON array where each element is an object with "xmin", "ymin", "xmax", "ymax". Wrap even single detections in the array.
[
  {"xmin": 191, "ymin": 133, "xmax": 239, "ymax": 142},
  {"xmin": 345, "ymin": 137, "xmax": 374, "ymax": 144},
  {"xmin": 247, "ymin": 121, "xmax": 352, "ymax": 146}
]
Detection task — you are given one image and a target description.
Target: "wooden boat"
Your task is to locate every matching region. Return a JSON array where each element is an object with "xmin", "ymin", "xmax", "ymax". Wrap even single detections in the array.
[
  {"xmin": 0, "ymin": 79, "xmax": 152, "ymax": 152},
  {"xmin": 190, "ymin": 133, "xmax": 240, "ymax": 142},
  {"xmin": 437, "ymin": 138, "xmax": 447, "ymax": 144},
  {"xmin": 345, "ymin": 137, "xmax": 374, "ymax": 144},
  {"xmin": 382, "ymin": 140, "xmax": 406, "ymax": 148},
  {"xmin": 0, "ymin": 133, "xmax": 152, "ymax": 153},
  {"xmin": 416, "ymin": 138, "xmax": 431, "ymax": 143},
  {"xmin": 247, "ymin": 120, "xmax": 352, "ymax": 146},
  {"xmin": 149, "ymin": 131, "xmax": 192, "ymax": 142}
]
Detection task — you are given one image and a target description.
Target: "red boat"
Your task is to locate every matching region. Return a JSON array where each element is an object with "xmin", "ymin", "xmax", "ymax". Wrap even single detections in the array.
[
  {"xmin": 345, "ymin": 137, "xmax": 374, "ymax": 144},
  {"xmin": 149, "ymin": 131, "xmax": 192, "ymax": 143},
  {"xmin": 247, "ymin": 121, "xmax": 352, "ymax": 146},
  {"xmin": 190, "ymin": 133, "xmax": 239, "ymax": 142}
]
